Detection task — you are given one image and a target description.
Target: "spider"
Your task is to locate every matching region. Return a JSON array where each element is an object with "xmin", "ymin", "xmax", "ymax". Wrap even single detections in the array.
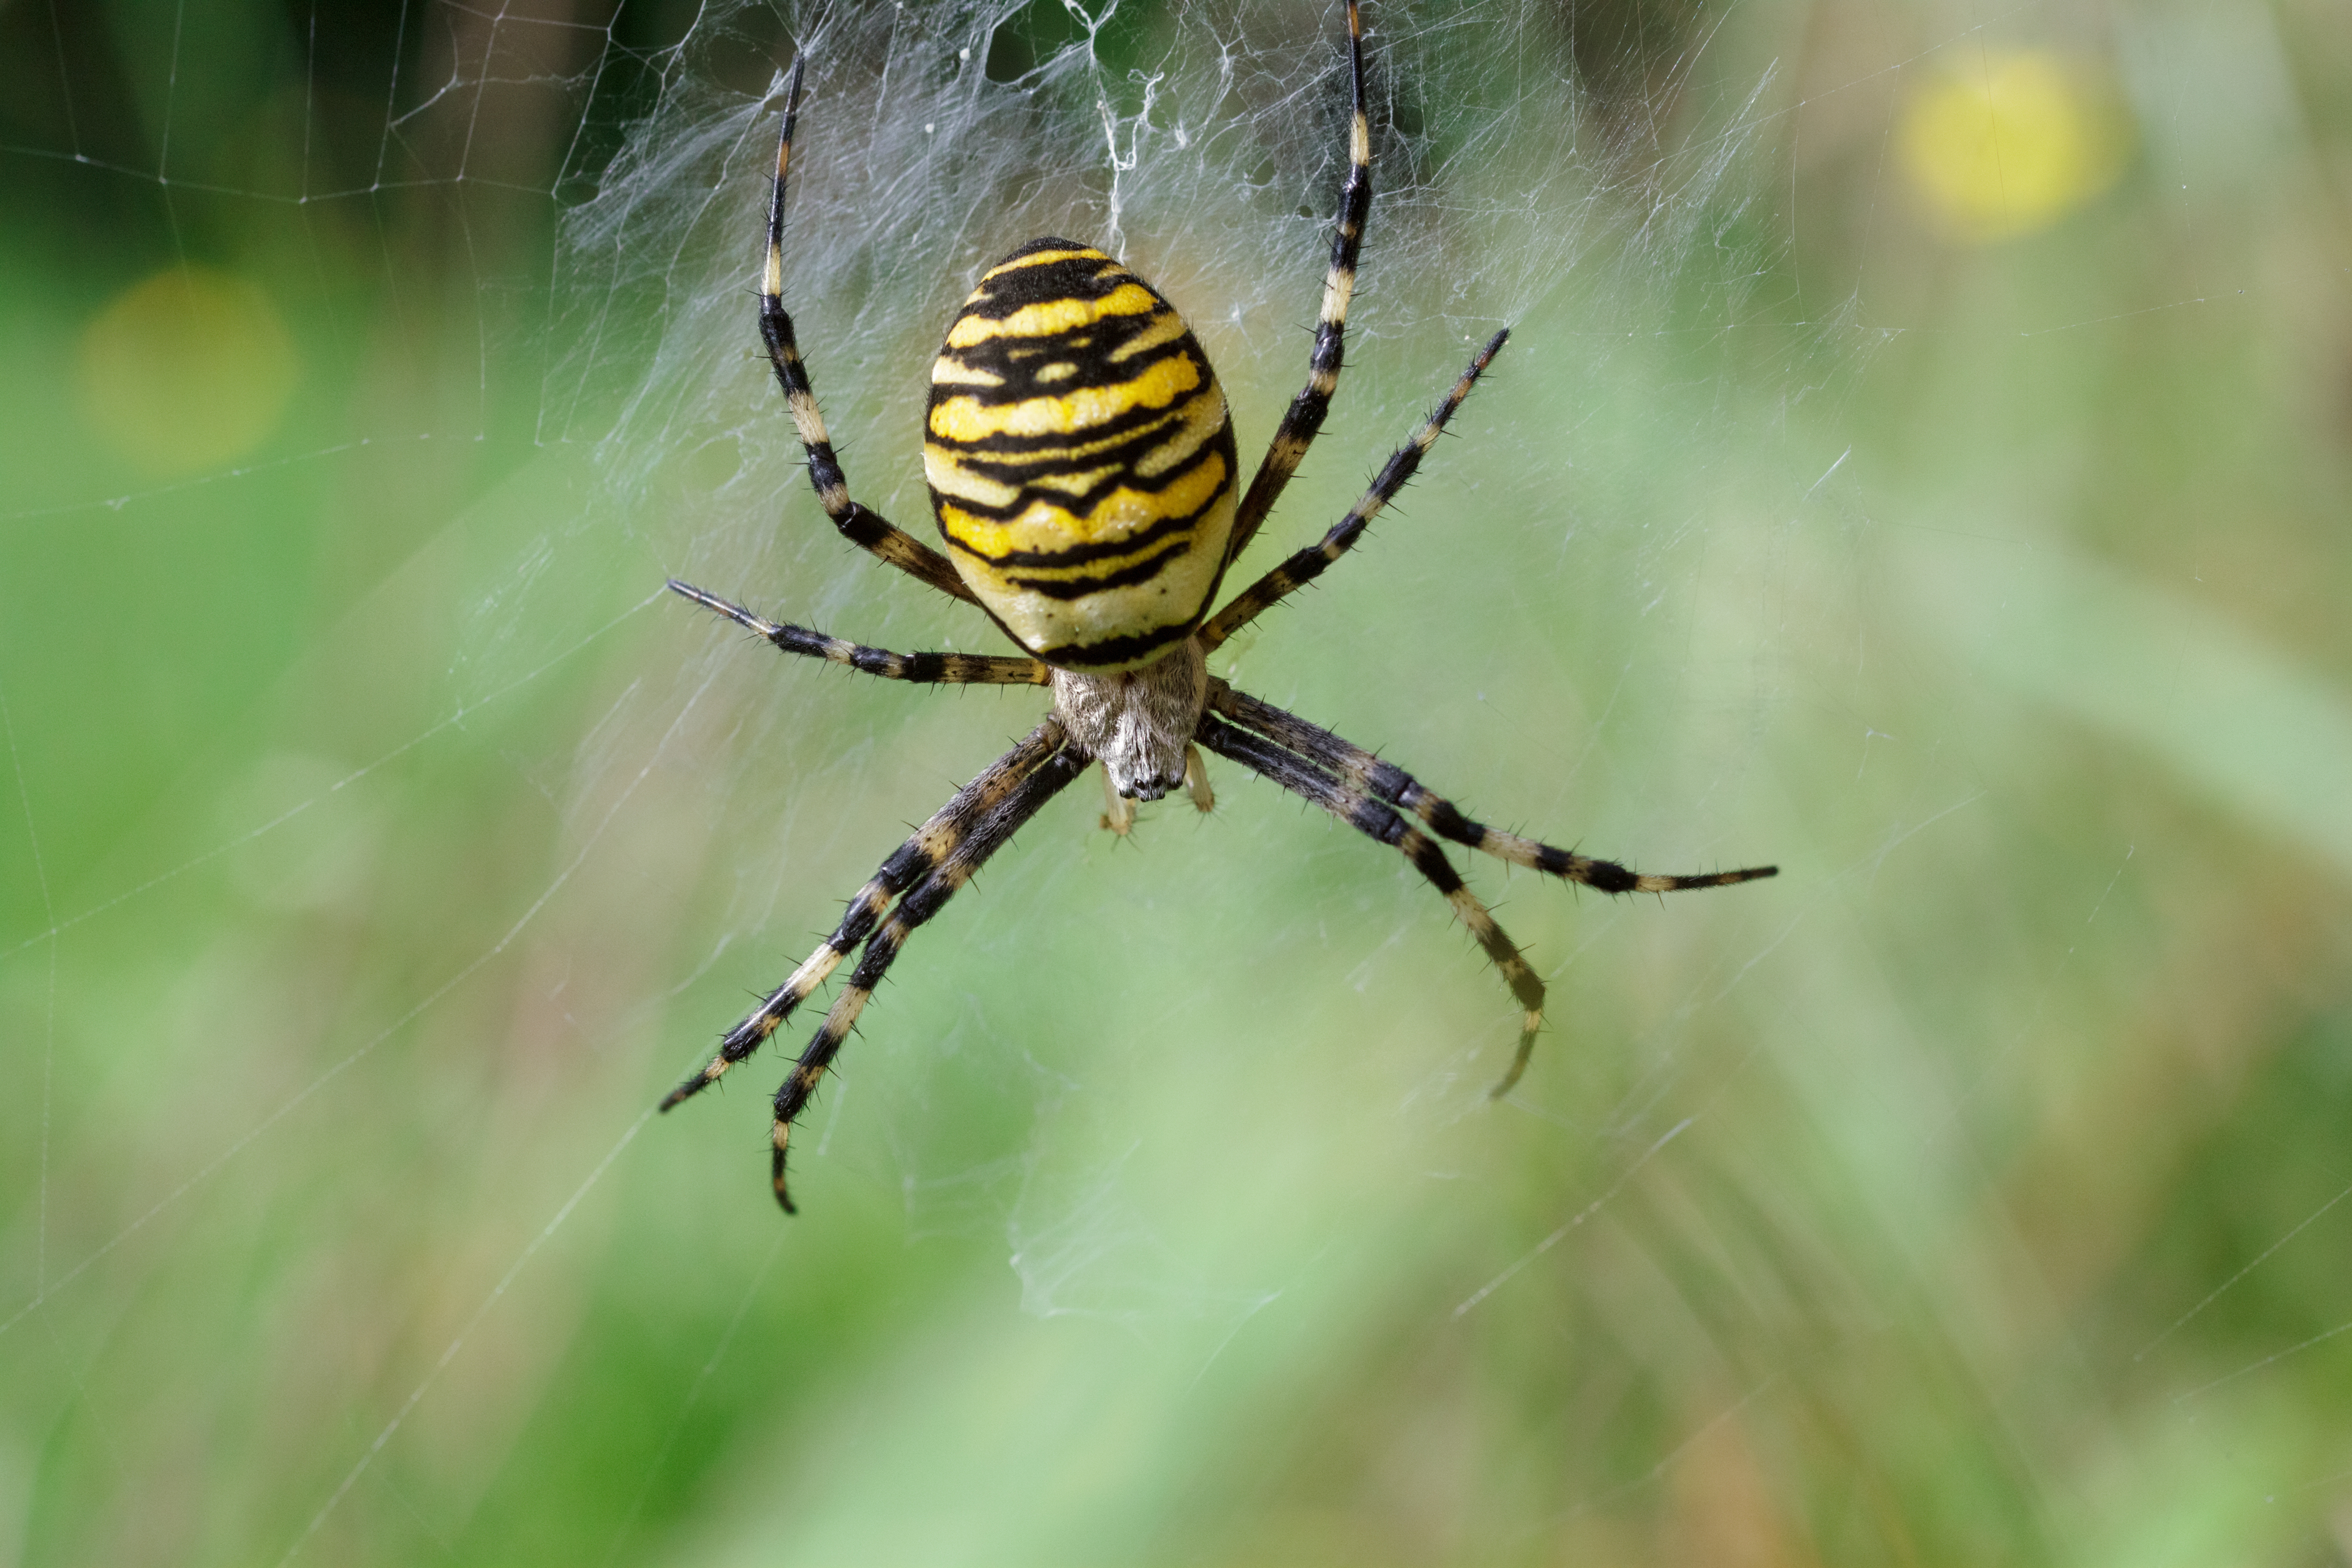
[{"xmin": 662, "ymin": 1, "xmax": 1778, "ymax": 1211}]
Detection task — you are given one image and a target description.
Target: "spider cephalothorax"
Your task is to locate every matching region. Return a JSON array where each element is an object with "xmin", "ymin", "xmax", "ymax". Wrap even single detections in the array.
[{"xmin": 661, "ymin": 2, "xmax": 1777, "ymax": 1212}]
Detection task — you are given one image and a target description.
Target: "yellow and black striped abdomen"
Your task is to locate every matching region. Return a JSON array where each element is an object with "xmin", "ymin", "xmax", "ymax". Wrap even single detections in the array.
[{"xmin": 925, "ymin": 240, "xmax": 1238, "ymax": 672}]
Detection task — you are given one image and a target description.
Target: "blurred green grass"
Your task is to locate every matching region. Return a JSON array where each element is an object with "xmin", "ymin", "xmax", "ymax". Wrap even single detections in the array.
[{"xmin": 4, "ymin": 0, "xmax": 2352, "ymax": 1564}]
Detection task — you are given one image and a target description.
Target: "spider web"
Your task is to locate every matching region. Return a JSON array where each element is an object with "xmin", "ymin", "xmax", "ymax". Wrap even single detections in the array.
[{"xmin": 3, "ymin": 0, "xmax": 2350, "ymax": 1561}]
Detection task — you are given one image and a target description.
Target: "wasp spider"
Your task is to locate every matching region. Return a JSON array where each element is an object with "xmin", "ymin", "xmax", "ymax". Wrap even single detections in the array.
[{"xmin": 664, "ymin": 2, "xmax": 1778, "ymax": 1211}]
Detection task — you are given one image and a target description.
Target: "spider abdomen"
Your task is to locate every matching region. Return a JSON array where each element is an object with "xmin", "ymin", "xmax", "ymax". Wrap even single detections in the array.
[{"xmin": 925, "ymin": 239, "xmax": 1238, "ymax": 673}]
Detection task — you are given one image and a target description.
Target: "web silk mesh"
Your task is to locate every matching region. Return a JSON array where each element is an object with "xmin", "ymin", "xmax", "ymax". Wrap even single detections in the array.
[{"xmin": 544, "ymin": 0, "xmax": 1789, "ymax": 608}]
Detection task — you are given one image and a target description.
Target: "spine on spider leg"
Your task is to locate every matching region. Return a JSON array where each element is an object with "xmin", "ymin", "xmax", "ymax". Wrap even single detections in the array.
[
  {"xmin": 1202, "ymin": 330, "xmax": 1508, "ymax": 651},
  {"xmin": 1295, "ymin": 15, "xmax": 1371, "ymax": 435},
  {"xmin": 756, "ymin": 54, "xmax": 808, "ymax": 403},
  {"xmin": 1227, "ymin": 0, "xmax": 1374, "ymax": 564},
  {"xmin": 748, "ymin": 61, "xmax": 980, "ymax": 609},
  {"xmin": 659, "ymin": 722, "xmax": 1070, "ymax": 1112},
  {"xmin": 764, "ymin": 934, "xmax": 894, "ymax": 1214},
  {"xmin": 1317, "ymin": 327, "xmax": 1510, "ymax": 561},
  {"xmin": 662, "ymin": 840, "xmax": 986, "ymax": 1115},
  {"xmin": 1210, "ymin": 684, "xmax": 1779, "ymax": 895},
  {"xmin": 665, "ymin": 579, "xmax": 1048, "ymax": 685},
  {"xmin": 766, "ymin": 744, "xmax": 1091, "ymax": 1211},
  {"xmin": 754, "ymin": 53, "xmax": 857, "ymax": 528},
  {"xmin": 1315, "ymin": 0, "xmax": 1372, "ymax": 389},
  {"xmin": 1194, "ymin": 713, "xmax": 1547, "ymax": 1089}
]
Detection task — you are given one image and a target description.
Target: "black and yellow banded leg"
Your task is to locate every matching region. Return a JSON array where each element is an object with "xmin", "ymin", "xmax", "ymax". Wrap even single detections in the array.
[
  {"xmin": 1211, "ymin": 683, "xmax": 1779, "ymax": 895},
  {"xmin": 659, "ymin": 719, "xmax": 1070, "ymax": 1112},
  {"xmin": 1202, "ymin": 329, "xmax": 1509, "ymax": 651},
  {"xmin": 1194, "ymin": 712, "xmax": 1549, "ymax": 1099},
  {"xmin": 758, "ymin": 58, "xmax": 977, "ymax": 609},
  {"xmin": 1225, "ymin": 0, "xmax": 1373, "ymax": 569},
  {"xmin": 668, "ymin": 579, "xmax": 1049, "ymax": 685},
  {"xmin": 769, "ymin": 742, "xmax": 1091, "ymax": 1210}
]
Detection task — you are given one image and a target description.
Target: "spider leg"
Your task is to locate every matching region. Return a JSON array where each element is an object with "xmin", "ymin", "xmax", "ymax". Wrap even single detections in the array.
[
  {"xmin": 1201, "ymin": 330, "xmax": 1508, "ymax": 652},
  {"xmin": 1224, "ymin": 0, "xmax": 1372, "ymax": 569},
  {"xmin": 758, "ymin": 58, "xmax": 978, "ymax": 608},
  {"xmin": 1211, "ymin": 682, "xmax": 1778, "ymax": 893},
  {"xmin": 1183, "ymin": 742, "xmax": 1215, "ymax": 813},
  {"xmin": 1194, "ymin": 712, "xmax": 1549, "ymax": 1099},
  {"xmin": 768, "ymin": 741, "xmax": 1091, "ymax": 1211},
  {"xmin": 660, "ymin": 718, "xmax": 1068, "ymax": 1112},
  {"xmin": 1100, "ymin": 767, "xmax": 1136, "ymax": 836},
  {"xmin": 668, "ymin": 579, "xmax": 1048, "ymax": 685}
]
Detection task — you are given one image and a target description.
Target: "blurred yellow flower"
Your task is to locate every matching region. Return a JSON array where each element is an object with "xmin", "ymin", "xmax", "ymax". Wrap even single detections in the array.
[
  {"xmin": 76, "ymin": 266, "xmax": 301, "ymax": 475},
  {"xmin": 1898, "ymin": 51, "xmax": 2131, "ymax": 243}
]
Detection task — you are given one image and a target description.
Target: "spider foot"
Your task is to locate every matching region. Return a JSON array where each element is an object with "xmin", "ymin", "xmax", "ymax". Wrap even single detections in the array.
[
  {"xmin": 771, "ymin": 1123, "xmax": 799, "ymax": 1215},
  {"xmin": 1486, "ymin": 1011, "xmax": 1542, "ymax": 1100}
]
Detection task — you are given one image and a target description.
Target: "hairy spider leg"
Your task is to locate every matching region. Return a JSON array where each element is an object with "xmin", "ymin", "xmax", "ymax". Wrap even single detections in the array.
[
  {"xmin": 1194, "ymin": 712, "xmax": 1548, "ymax": 1098},
  {"xmin": 1224, "ymin": 0, "xmax": 1373, "ymax": 570},
  {"xmin": 666, "ymin": 580, "xmax": 1049, "ymax": 685},
  {"xmin": 758, "ymin": 57, "xmax": 978, "ymax": 607},
  {"xmin": 1183, "ymin": 741, "xmax": 1215, "ymax": 813},
  {"xmin": 768, "ymin": 741, "xmax": 1091, "ymax": 1210},
  {"xmin": 1202, "ymin": 329, "xmax": 1508, "ymax": 650},
  {"xmin": 660, "ymin": 720, "xmax": 1070, "ymax": 1111},
  {"xmin": 1212, "ymin": 684, "xmax": 1779, "ymax": 895}
]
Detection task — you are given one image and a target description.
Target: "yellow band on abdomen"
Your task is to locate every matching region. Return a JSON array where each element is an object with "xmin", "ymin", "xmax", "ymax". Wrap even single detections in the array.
[{"xmin": 923, "ymin": 240, "xmax": 1238, "ymax": 673}]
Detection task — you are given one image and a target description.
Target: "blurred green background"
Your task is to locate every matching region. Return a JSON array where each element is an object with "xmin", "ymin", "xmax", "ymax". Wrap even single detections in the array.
[{"xmin": 4, "ymin": 0, "xmax": 2351, "ymax": 1562}]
